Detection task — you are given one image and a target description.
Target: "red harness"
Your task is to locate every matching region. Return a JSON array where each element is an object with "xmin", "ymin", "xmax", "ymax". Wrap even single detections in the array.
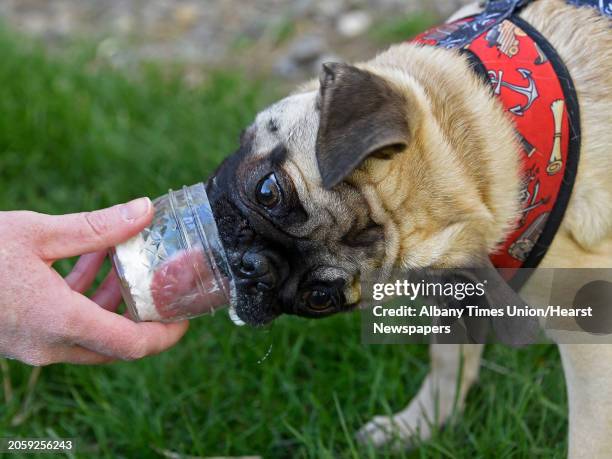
[{"xmin": 412, "ymin": 15, "xmax": 580, "ymax": 281}]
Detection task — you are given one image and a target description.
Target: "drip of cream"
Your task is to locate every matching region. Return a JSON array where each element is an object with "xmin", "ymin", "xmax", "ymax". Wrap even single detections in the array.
[{"xmin": 228, "ymin": 305, "xmax": 246, "ymax": 326}]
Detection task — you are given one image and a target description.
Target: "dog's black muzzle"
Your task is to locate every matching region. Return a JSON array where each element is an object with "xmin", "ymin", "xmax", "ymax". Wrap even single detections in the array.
[{"xmin": 207, "ymin": 177, "xmax": 293, "ymax": 325}]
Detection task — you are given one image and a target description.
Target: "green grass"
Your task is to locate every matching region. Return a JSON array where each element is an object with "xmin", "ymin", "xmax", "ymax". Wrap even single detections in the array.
[{"xmin": 0, "ymin": 26, "xmax": 568, "ymax": 459}]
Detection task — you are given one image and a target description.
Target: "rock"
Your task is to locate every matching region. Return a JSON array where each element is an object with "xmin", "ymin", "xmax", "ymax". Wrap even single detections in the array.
[
  {"xmin": 291, "ymin": 0, "xmax": 316, "ymax": 18},
  {"xmin": 286, "ymin": 34, "xmax": 326, "ymax": 64},
  {"xmin": 273, "ymin": 56, "xmax": 301, "ymax": 79},
  {"xmin": 174, "ymin": 4, "xmax": 200, "ymax": 30},
  {"xmin": 336, "ymin": 10, "xmax": 372, "ymax": 37},
  {"xmin": 18, "ymin": 13, "xmax": 49, "ymax": 36},
  {"xmin": 113, "ymin": 14, "xmax": 134, "ymax": 34},
  {"xmin": 315, "ymin": 0, "xmax": 346, "ymax": 19},
  {"xmin": 274, "ymin": 34, "xmax": 328, "ymax": 78}
]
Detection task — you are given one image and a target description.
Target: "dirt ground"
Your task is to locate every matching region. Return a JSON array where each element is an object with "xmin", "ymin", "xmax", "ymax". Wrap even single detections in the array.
[{"xmin": 0, "ymin": 0, "xmax": 473, "ymax": 79}]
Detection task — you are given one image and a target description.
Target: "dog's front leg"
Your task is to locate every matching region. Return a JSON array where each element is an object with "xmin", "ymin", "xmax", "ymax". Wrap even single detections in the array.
[
  {"xmin": 356, "ymin": 343, "xmax": 484, "ymax": 449},
  {"xmin": 559, "ymin": 343, "xmax": 612, "ymax": 459}
]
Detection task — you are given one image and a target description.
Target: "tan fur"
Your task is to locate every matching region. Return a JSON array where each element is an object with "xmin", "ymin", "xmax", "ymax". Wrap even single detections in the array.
[
  {"xmin": 354, "ymin": 49, "xmax": 522, "ymax": 270},
  {"xmin": 242, "ymin": 1, "xmax": 611, "ymax": 455},
  {"xmin": 338, "ymin": 0, "xmax": 612, "ymax": 274},
  {"xmin": 351, "ymin": 2, "xmax": 612, "ymax": 456},
  {"xmin": 297, "ymin": 46, "xmax": 524, "ymax": 270},
  {"xmin": 296, "ymin": 1, "xmax": 612, "ymax": 268}
]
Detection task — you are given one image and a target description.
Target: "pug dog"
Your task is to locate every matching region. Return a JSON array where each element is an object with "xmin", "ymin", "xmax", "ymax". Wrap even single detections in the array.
[{"xmin": 207, "ymin": 0, "xmax": 612, "ymax": 456}]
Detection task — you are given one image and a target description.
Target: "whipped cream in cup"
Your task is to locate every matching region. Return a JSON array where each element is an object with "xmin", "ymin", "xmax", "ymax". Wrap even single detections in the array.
[{"xmin": 111, "ymin": 183, "xmax": 235, "ymax": 322}]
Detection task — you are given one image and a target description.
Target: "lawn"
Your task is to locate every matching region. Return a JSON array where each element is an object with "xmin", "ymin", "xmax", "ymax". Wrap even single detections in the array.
[{"xmin": 0, "ymin": 23, "xmax": 568, "ymax": 459}]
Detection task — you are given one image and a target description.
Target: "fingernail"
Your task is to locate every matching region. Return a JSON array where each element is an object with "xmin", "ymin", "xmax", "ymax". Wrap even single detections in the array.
[{"xmin": 120, "ymin": 197, "xmax": 151, "ymax": 222}]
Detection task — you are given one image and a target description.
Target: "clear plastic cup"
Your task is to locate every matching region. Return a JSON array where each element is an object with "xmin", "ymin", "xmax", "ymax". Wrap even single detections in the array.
[{"xmin": 111, "ymin": 182, "xmax": 234, "ymax": 322}]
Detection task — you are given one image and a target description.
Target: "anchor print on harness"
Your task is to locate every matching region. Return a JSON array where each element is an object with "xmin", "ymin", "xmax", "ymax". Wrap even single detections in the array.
[{"xmin": 488, "ymin": 68, "xmax": 539, "ymax": 116}]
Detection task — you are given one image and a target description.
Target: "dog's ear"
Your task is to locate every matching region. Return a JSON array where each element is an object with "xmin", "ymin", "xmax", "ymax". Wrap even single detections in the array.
[
  {"xmin": 452, "ymin": 257, "xmax": 540, "ymax": 346},
  {"xmin": 315, "ymin": 62, "xmax": 411, "ymax": 189}
]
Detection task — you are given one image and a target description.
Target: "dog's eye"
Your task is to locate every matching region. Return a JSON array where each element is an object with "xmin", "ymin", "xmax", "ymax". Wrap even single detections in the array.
[
  {"xmin": 303, "ymin": 288, "xmax": 333, "ymax": 311},
  {"xmin": 256, "ymin": 173, "xmax": 281, "ymax": 208}
]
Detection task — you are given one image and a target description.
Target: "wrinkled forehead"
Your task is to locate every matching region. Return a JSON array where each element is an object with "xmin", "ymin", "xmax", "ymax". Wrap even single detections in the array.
[{"xmin": 249, "ymin": 91, "xmax": 319, "ymax": 165}]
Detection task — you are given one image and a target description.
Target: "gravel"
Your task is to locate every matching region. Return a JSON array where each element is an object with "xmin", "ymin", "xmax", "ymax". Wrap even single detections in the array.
[{"xmin": 0, "ymin": 0, "xmax": 474, "ymax": 79}]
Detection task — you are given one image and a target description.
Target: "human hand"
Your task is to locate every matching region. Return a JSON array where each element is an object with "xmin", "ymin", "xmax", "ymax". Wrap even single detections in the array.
[{"xmin": 0, "ymin": 198, "xmax": 189, "ymax": 366}]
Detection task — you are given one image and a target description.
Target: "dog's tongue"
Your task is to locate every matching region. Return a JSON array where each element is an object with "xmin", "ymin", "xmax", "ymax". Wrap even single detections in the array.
[{"xmin": 150, "ymin": 248, "xmax": 228, "ymax": 320}]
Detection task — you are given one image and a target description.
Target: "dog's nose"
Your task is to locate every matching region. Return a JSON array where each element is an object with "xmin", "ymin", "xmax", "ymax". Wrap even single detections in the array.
[
  {"xmin": 240, "ymin": 251, "xmax": 269, "ymax": 277},
  {"xmin": 239, "ymin": 251, "xmax": 277, "ymax": 292}
]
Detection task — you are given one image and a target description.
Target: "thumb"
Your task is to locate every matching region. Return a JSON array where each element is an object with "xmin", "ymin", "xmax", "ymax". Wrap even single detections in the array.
[{"xmin": 34, "ymin": 197, "xmax": 153, "ymax": 260}]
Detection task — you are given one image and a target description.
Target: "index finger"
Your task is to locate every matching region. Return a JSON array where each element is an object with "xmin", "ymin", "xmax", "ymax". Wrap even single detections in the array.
[
  {"xmin": 33, "ymin": 198, "xmax": 153, "ymax": 261},
  {"xmin": 66, "ymin": 292, "xmax": 189, "ymax": 360}
]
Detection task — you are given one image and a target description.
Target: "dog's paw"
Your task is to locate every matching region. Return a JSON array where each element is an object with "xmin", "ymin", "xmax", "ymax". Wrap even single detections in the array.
[
  {"xmin": 355, "ymin": 413, "xmax": 430, "ymax": 449},
  {"xmin": 356, "ymin": 416, "xmax": 402, "ymax": 448}
]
